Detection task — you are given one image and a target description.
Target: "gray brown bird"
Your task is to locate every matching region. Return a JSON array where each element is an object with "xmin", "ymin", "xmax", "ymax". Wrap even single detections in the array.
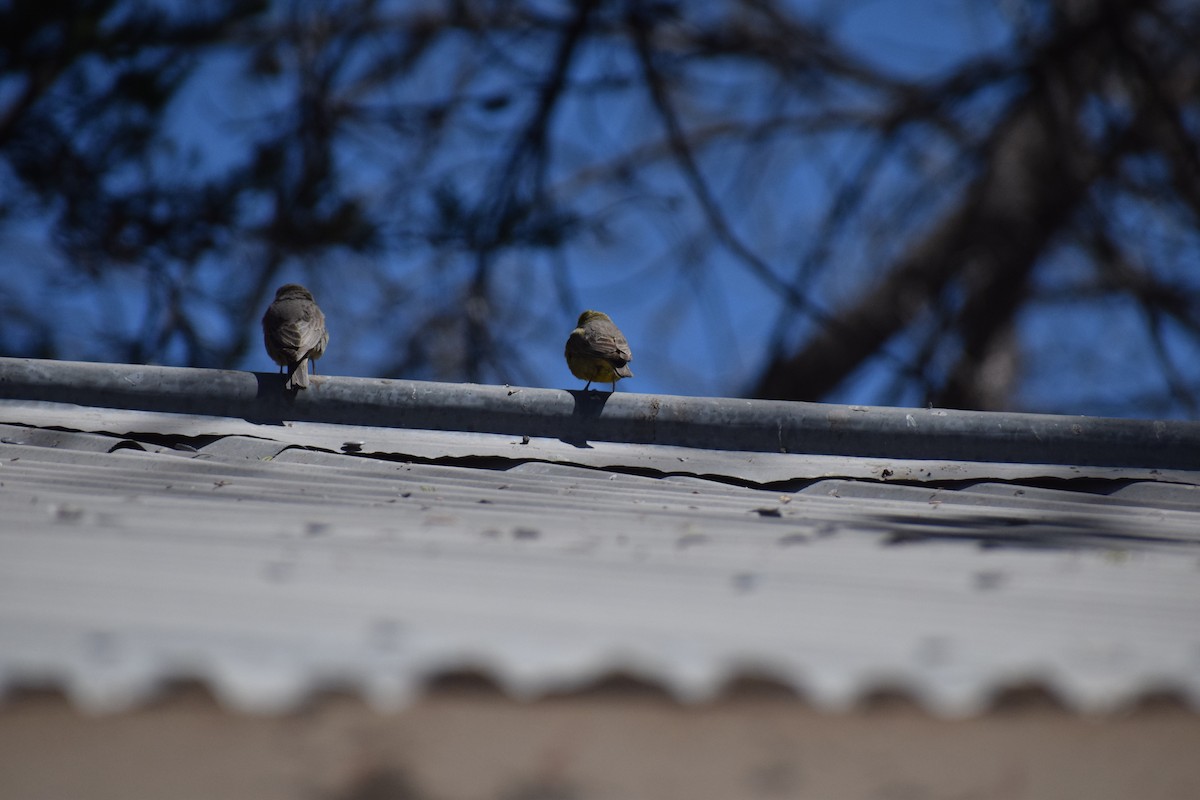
[
  {"xmin": 565, "ymin": 309, "xmax": 633, "ymax": 392},
  {"xmin": 262, "ymin": 283, "xmax": 328, "ymax": 390}
]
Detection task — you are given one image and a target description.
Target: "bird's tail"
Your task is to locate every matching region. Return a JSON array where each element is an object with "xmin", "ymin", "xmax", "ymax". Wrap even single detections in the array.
[
  {"xmin": 616, "ymin": 364, "xmax": 634, "ymax": 379},
  {"xmin": 286, "ymin": 359, "xmax": 310, "ymax": 390}
]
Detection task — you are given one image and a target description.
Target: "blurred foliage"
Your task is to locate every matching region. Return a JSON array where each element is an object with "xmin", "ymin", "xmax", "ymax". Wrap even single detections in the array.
[{"xmin": 1, "ymin": 0, "xmax": 1198, "ymax": 415}]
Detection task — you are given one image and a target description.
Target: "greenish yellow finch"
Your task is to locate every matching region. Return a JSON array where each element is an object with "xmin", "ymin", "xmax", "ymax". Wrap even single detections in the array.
[
  {"xmin": 565, "ymin": 310, "xmax": 634, "ymax": 391},
  {"xmin": 262, "ymin": 283, "xmax": 329, "ymax": 390}
]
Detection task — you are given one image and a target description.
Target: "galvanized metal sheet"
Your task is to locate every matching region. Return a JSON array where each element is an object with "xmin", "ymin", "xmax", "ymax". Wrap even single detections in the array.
[
  {"xmin": 2, "ymin": 398, "xmax": 1199, "ymax": 718},
  {"xmin": 4, "ymin": 357, "xmax": 1200, "ymax": 469},
  {"xmin": 4, "ymin": 402, "xmax": 1198, "ymax": 487}
]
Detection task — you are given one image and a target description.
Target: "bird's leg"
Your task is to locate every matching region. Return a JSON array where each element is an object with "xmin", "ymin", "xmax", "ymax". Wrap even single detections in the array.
[{"xmin": 584, "ymin": 380, "xmax": 593, "ymax": 391}]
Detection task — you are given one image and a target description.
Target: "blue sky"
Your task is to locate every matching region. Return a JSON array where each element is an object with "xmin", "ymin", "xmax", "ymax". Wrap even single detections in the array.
[{"xmin": 2, "ymin": 1, "xmax": 1196, "ymax": 418}]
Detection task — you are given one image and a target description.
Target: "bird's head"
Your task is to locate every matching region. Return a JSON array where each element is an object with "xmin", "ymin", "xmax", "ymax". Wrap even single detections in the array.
[
  {"xmin": 274, "ymin": 284, "xmax": 315, "ymax": 301},
  {"xmin": 576, "ymin": 309, "xmax": 612, "ymax": 326}
]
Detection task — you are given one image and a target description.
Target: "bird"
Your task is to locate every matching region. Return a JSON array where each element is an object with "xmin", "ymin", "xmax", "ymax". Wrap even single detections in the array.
[
  {"xmin": 262, "ymin": 283, "xmax": 328, "ymax": 390},
  {"xmin": 565, "ymin": 310, "xmax": 633, "ymax": 392}
]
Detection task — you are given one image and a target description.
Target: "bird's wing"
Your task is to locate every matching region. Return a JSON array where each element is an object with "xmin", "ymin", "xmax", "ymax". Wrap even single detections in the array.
[
  {"xmin": 270, "ymin": 308, "xmax": 326, "ymax": 359},
  {"xmin": 590, "ymin": 331, "xmax": 631, "ymax": 363}
]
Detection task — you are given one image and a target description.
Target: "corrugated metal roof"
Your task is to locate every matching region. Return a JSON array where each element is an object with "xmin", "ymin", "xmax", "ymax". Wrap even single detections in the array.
[
  {"xmin": 1, "ymin": 357, "xmax": 1199, "ymax": 717},
  {"xmin": 4, "ymin": 357, "xmax": 1199, "ymax": 469}
]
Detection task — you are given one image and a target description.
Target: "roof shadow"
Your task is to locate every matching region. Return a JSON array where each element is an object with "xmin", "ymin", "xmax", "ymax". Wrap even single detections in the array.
[{"xmin": 877, "ymin": 511, "xmax": 1194, "ymax": 551}]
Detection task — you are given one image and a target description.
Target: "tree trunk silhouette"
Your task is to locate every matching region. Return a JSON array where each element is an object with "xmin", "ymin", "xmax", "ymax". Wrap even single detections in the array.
[{"xmin": 753, "ymin": 2, "xmax": 1140, "ymax": 406}]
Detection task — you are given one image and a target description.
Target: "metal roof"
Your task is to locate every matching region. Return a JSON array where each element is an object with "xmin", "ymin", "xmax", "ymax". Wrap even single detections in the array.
[{"xmin": 1, "ymin": 357, "xmax": 1199, "ymax": 717}]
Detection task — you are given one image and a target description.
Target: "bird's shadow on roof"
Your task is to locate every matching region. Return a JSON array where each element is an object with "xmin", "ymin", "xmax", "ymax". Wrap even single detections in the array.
[
  {"xmin": 557, "ymin": 389, "xmax": 617, "ymax": 448},
  {"xmin": 241, "ymin": 373, "xmax": 299, "ymax": 425}
]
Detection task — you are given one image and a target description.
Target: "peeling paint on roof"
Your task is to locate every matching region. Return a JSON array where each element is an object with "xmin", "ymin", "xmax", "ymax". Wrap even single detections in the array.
[{"xmin": 1, "ymin": 360, "xmax": 1200, "ymax": 717}]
